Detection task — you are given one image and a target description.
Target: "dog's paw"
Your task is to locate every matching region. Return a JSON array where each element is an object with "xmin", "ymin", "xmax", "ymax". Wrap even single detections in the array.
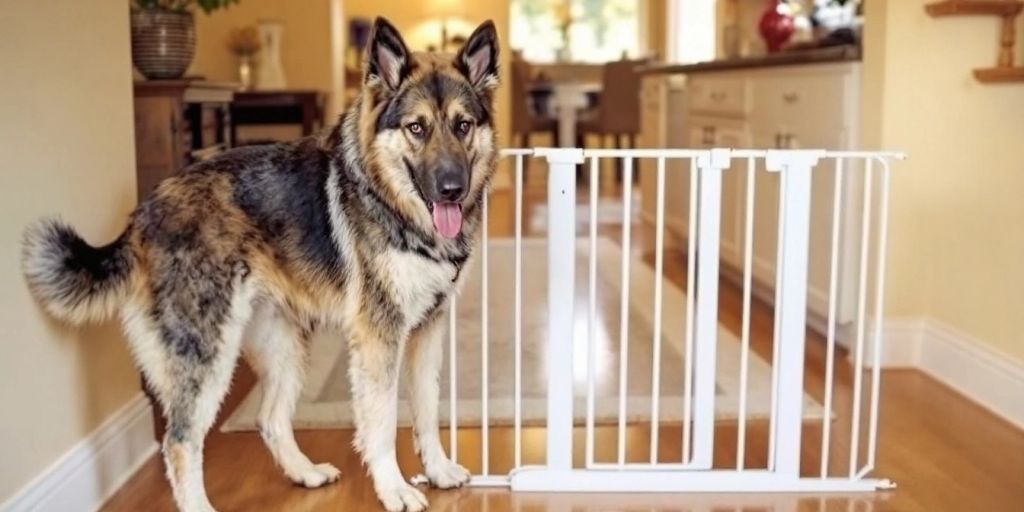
[
  {"xmin": 425, "ymin": 458, "xmax": 471, "ymax": 489},
  {"xmin": 376, "ymin": 482, "xmax": 428, "ymax": 512},
  {"xmin": 290, "ymin": 462, "xmax": 341, "ymax": 489}
]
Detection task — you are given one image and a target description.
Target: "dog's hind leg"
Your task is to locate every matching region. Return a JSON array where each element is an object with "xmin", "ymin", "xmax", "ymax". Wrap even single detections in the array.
[
  {"xmin": 243, "ymin": 303, "xmax": 341, "ymax": 488},
  {"xmin": 349, "ymin": 318, "xmax": 428, "ymax": 512},
  {"xmin": 404, "ymin": 308, "xmax": 470, "ymax": 489},
  {"xmin": 123, "ymin": 276, "xmax": 254, "ymax": 512}
]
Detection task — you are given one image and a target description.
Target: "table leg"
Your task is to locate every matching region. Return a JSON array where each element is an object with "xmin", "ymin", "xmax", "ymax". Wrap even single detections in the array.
[
  {"xmin": 301, "ymin": 98, "xmax": 315, "ymax": 136},
  {"xmin": 555, "ymin": 87, "xmax": 578, "ymax": 149}
]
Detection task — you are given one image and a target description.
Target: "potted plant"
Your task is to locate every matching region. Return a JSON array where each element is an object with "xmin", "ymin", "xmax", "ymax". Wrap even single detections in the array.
[{"xmin": 131, "ymin": 0, "xmax": 239, "ymax": 80}]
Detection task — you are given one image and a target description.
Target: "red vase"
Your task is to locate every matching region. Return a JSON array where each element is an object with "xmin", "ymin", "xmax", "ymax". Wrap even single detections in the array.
[{"xmin": 759, "ymin": 1, "xmax": 795, "ymax": 53}]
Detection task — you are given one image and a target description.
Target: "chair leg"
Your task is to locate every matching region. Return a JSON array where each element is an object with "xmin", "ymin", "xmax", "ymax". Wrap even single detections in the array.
[
  {"xmin": 628, "ymin": 134, "xmax": 639, "ymax": 184},
  {"xmin": 520, "ymin": 133, "xmax": 528, "ymax": 183},
  {"xmin": 615, "ymin": 134, "xmax": 623, "ymax": 184}
]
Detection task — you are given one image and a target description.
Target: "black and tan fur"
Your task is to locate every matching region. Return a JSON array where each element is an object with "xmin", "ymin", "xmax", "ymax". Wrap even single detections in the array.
[{"xmin": 21, "ymin": 18, "xmax": 500, "ymax": 512}]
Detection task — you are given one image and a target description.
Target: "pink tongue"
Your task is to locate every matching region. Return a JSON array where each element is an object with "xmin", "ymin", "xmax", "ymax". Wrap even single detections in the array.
[{"xmin": 432, "ymin": 202, "xmax": 463, "ymax": 239}]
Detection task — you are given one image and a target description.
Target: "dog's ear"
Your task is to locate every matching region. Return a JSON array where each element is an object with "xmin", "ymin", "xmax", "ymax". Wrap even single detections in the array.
[
  {"xmin": 365, "ymin": 17, "xmax": 411, "ymax": 93},
  {"xmin": 455, "ymin": 20, "xmax": 499, "ymax": 92}
]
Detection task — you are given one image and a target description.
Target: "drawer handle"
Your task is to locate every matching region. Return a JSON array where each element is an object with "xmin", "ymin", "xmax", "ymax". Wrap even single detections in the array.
[
  {"xmin": 710, "ymin": 91, "xmax": 727, "ymax": 101},
  {"xmin": 782, "ymin": 92, "xmax": 799, "ymax": 103}
]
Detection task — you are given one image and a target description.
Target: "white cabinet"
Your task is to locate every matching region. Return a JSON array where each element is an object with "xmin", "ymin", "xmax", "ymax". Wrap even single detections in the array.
[
  {"xmin": 688, "ymin": 116, "xmax": 750, "ymax": 266},
  {"xmin": 641, "ymin": 76, "xmax": 692, "ymax": 237},
  {"xmin": 655, "ymin": 62, "xmax": 862, "ymax": 335}
]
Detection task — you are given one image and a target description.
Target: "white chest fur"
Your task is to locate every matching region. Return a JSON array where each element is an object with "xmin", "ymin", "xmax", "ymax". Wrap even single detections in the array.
[{"xmin": 380, "ymin": 248, "xmax": 457, "ymax": 328}]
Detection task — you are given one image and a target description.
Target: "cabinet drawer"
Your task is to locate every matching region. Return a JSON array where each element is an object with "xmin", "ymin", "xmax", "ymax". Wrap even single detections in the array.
[
  {"xmin": 752, "ymin": 72, "xmax": 847, "ymax": 131},
  {"xmin": 688, "ymin": 76, "xmax": 749, "ymax": 117}
]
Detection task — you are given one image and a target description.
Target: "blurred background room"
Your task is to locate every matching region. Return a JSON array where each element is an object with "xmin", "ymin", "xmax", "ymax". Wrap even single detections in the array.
[{"xmin": 2, "ymin": 1, "xmax": 1023, "ymax": 511}]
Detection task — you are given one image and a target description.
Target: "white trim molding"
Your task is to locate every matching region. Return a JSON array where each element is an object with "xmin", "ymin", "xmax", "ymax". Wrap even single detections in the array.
[
  {"xmin": 1, "ymin": 393, "xmax": 158, "ymax": 512},
  {"xmin": 874, "ymin": 317, "xmax": 1024, "ymax": 430}
]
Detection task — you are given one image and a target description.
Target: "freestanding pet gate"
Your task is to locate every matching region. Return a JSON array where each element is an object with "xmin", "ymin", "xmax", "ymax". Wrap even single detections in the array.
[{"xmin": 434, "ymin": 147, "xmax": 902, "ymax": 494}]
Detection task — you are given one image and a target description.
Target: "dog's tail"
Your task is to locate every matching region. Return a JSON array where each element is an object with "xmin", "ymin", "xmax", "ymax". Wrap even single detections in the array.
[{"xmin": 22, "ymin": 218, "xmax": 135, "ymax": 324}]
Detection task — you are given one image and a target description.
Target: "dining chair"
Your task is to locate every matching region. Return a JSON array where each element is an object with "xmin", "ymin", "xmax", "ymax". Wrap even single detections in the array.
[
  {"xmin": 511, "ymin": 59, "xmax": 559, "ymax": 149},
  {"xmin": 576, "ymin": 59, "xmax": 647, "ymax": 181}
]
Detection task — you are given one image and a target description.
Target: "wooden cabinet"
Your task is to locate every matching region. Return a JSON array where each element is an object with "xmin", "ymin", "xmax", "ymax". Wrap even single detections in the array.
[
  {"xmin": 133, "ymin": 80, "xmax": 236, "ymax": 201},
  {"xmin": 652, "ymin": 62, "xmax": 862, "ymax": 338}
]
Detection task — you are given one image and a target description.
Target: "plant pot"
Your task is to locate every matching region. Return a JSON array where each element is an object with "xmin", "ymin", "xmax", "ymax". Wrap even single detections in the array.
[
  {"xmin": 759, "ymin": 1, "xmax": 795, "ymax": 53},
  {"xmin": 130, "ymin": 9, "xmax": 195, "ymax": 80}
]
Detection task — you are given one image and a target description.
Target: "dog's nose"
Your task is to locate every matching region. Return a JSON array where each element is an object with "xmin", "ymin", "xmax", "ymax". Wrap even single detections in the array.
[{"xmin": 437, "ymin": 171, "xmax": 466, "ymax": 201}]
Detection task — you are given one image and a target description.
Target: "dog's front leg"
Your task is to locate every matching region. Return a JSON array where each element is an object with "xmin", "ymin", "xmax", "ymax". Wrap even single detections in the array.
[
  {"xmin": 405, "ymin": 307, "xmax": 471, "ymax": 489},
  {"xmin": 349, "ymin": 320, "xmax": 428, "ymax": 512}
]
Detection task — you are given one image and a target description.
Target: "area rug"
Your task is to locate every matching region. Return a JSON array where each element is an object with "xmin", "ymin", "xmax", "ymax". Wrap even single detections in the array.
[
  {"xmin": 222, "ymin": 238, "xmax": 824, "ymax": 432},
  {"xmin": 527, "ymin": 192, "xmax": 642, "ymax": 232}
]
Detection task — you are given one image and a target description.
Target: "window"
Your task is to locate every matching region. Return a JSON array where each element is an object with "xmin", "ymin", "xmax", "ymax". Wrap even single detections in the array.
[
  {"xmin": 510, "ymin": 0, "xmax": 639, "ymax": 63},
  {"xmin": 668, "ymin": 0, "xmax": 716, "ymax": 64}
]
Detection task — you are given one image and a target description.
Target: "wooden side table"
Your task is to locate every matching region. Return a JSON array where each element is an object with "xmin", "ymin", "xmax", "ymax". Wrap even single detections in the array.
[
  {"xmin": 230, "ymin": 90, "xmax": 326, "ymax": 143},
  {"xmin": 133, "ymin": 80, "xmax": 237, "ymax": 201}
]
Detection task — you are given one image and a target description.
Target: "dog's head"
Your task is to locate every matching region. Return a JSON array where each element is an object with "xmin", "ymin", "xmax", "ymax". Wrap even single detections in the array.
[{"xmin": 355, "ymin": 17, "xmax": 500, "ymax": 240}]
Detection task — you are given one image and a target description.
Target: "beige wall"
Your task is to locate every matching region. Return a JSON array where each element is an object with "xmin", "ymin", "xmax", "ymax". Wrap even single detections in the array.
[
  {"xmin": 863, "ymin": 0, "xmax": 1024, "ymax": 361},
  {"xmin": 0, "ymin": 0, "xmax": 141, "ymax": 502},
  {"xmin": 190, "ymin": 0, "xmax": 334, "ymax": 93}
]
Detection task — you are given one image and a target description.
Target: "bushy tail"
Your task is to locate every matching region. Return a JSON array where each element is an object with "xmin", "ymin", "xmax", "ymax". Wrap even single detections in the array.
[{"xmin": 22, "ymin": 219, "xmax": 134, "ymax": 324}]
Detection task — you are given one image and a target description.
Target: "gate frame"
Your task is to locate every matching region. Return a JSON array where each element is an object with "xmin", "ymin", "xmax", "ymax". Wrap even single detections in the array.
[{"xmin": 454, "ymin": 147, "xmax": 901, "ymax": 494}]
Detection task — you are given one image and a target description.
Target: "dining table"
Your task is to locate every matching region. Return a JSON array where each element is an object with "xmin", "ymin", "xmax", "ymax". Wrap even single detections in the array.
[{"xmin": 528, "ymin": 81, "xmax": 602, "ymax": 148}]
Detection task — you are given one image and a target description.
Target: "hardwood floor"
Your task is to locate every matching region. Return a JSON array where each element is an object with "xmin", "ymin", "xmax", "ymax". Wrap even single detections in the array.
[{"xmin": 102, "ymin": 176, "xmax": 1024, "ymax": 512}]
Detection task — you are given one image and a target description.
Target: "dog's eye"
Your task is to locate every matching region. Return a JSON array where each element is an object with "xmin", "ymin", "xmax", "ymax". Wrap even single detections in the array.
[
  {"xmin": 456, "ymin": 121, "xmax": 472, "ymax": 136},
  {"xmin": 407, "ymin": 123, "xmax": 424, "ymax": 136}
]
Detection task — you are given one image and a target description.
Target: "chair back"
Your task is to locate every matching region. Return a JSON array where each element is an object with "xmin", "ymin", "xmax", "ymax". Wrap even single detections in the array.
[
  {"xmin": 598, "ymin": 59, "xmax": 646, "ymax": 135},
  {"xmin": 510, "ymin": 59, "xmax": 534, "ymax": 134}
]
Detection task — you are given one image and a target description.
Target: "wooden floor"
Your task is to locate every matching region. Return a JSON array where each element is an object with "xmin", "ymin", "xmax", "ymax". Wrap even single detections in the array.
[{"xmin": 103, "ymin": 175, "xmax": 1024, "ymax": 511}]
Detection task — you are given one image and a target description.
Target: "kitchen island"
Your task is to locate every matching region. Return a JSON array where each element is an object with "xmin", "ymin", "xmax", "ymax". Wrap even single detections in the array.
[{"xmin": 635, "ymin": 46, "xmax": 866, "ymax": 344}]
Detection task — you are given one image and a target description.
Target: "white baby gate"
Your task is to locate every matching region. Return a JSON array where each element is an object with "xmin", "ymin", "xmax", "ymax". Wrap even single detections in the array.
[{"xmin": 430, "ymin": 147, "xmax": 903, "ymax": 494}]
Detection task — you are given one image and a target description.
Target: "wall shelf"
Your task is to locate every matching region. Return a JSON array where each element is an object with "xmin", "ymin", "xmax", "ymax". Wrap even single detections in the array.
[
  {"xmin": 925, "ymin": 1, "xmax": 1024, "ymax": 82},
  {"xmin": 974, "ymin": 66, "xmax": 1024, "ymax": 82},
  {"xmin": 925, "ymin": 1, "xmax": 1022, "ymax": 17}
]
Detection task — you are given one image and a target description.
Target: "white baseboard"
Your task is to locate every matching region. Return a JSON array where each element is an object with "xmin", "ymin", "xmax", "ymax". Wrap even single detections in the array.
[
  {"xmin": 877, "ymin": 317, "xmax": 1024, "ymax": 430},
  {"xmin": 873, "ymin": 318, "xmax": 926, "ymax": 368},
  {"xmin": 1, "ymin": 393, "xmax": 159, "ymax": 512}
]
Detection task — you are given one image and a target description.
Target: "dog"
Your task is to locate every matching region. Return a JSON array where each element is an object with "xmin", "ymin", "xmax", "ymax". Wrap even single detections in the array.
[{"xmin": 21, "ymin": 17, "xmax": 500, "ymax": 512}]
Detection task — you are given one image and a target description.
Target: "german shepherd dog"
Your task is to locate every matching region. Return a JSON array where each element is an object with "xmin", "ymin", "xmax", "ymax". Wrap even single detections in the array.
[{"xmin": 21, "ymin": 18, "xmax": 499, "ymax": 512}]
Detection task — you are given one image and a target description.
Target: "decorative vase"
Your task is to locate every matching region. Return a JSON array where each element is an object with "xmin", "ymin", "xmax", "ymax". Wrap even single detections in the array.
[
  {"xmin": 759, "ymin": 1, "xmax": 795, "ymax": 53},
  {"xmin": 256, "ymin": 20, "xmax": 287, "ymax": 90},
  {"xmin": 237, "ymin": 55, "xmax": 254, "ymax": 91},
  {"xmin": 130, "ymin": 9, "xmax": 195, "ymax": 80}
]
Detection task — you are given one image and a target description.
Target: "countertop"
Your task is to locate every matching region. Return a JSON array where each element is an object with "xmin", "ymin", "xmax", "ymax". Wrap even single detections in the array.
[{"xmin": 640, "ymin": 45, "xmax": 860, "ymax": 75}]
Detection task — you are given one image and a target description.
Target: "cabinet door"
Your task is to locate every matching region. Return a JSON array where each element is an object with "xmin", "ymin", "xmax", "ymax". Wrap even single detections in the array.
[
  {"xmin": 714, "ymin": 124, "xmax": 750, "ymax": 268},
  {"xmin": 661, "ymin": 84, "xmax": 692, "ymax": 238},
  {"xmin": 685, "ymin": 117, "xmax": 750, "ymax": 268},
  {"xmin": 637, "ymin": 77, "xmax": 664, "ymax": 226},
  {"xmin": 749, "ymin": 130, "xmax": 782, "ymax": 289},
  {"xmin": 786, "ymin": 126, "xmax": 854, "ymax": 324},
  {"xmin": 134, "ymin": 96, "xmax": 184, "ymax": 201},
  {"xmin": 750, "ymin": 125, "xmax": 854, "ymax": 325}
]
